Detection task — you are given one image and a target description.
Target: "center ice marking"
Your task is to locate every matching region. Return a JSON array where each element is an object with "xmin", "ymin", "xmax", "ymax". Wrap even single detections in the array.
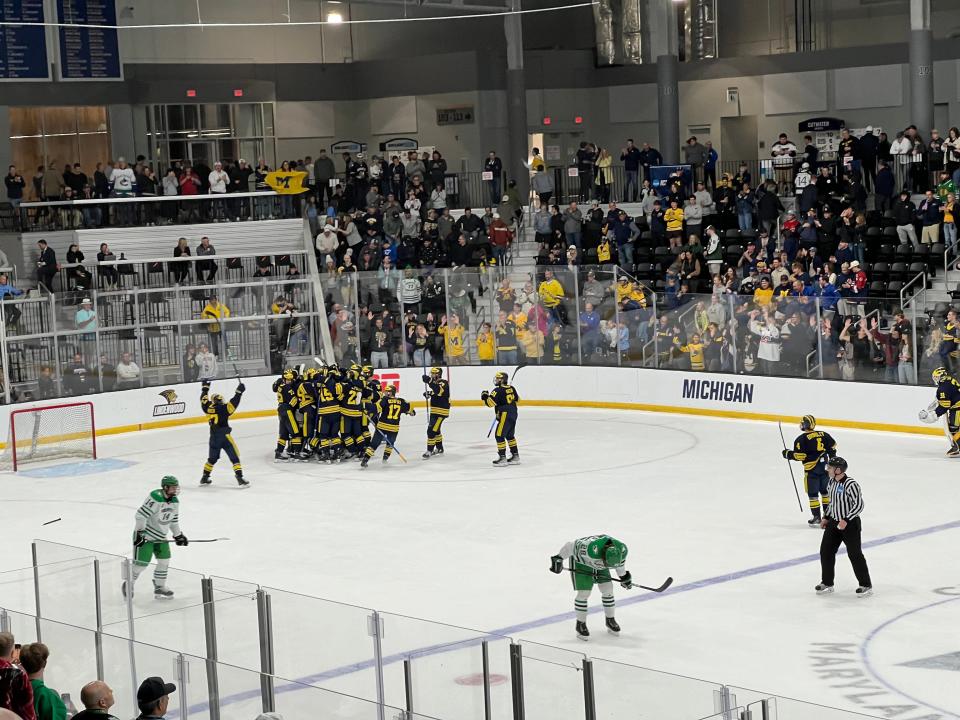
[{"xmin": 454, "ymin": 673, "xmax": 509, "ymax": 686}]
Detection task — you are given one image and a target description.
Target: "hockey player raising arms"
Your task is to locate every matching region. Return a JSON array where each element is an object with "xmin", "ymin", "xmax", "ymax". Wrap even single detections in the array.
[
  {"xmin": 361, "ymin": 384, "xmax": 415, "ymax": 467},
  {"xmin": 124, "ymin": 476, "xmax": 187, "ymax": 599},
  {"xmin": 551, "ymin": 534, "xmax": 631, "ymax": 640},
  {"xmin": 482, "ymin": 371, "xmax": 520, "ymax": 465},
  {"xmin": 781, "ymin": 414, "xmax": 837, "ymax": 526},
  {"xmin": 199, "ymin": 380, "xmax": 248, "ymax": 488},
  {"xmin": 422, "ymin": 366, "xmax": 450, "ymax": 458}
]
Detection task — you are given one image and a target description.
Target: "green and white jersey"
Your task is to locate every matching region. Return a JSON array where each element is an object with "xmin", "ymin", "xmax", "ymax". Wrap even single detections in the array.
[
  {"xmin": 557, "ymin": 535, "xmax": 627, "ymax": 573},
  {"xmin": 134, "ymin": 489, "xmax": 181, "ymax": 542}
]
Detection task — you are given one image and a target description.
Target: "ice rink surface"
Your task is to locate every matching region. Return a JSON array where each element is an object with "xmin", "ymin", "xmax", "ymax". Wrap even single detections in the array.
[{"xmin": 2, "ymin": 406, "xmax": 960, "ymax": 719}]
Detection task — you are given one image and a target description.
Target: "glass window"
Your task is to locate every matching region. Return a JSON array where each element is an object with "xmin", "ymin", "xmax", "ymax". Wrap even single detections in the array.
[
  {"xmin": 11, "ymin": 137, "xmax": 44, "ymax": 186},
  {"xmin": 77, "ymin": 106, "xmax": 107, "ymax": 134},
  {"xmin": 43, "ymin": 107, "xmax": 79, "ymax": 136},
  {"xmin": 217, "ymin": 139, "xmax": 238, "ymax": 163},
  {"xmin": 10, "ymin": 108, "xmax": 43, "ymax": 138},
  {"xmin": 263, "ymin": 103, "xmax": 275, "ymax": 137},
  {"xmin": 168, "ymin": 105, "xmax": 198, "ymax": 136},
  {"xmin": 239, "ymin": 139, "xmax": 264, "ymax": 166},
  {"xmin": 200, "ymin": 104, "xmax": 231, "ymax": 134},
  {"xmin": 167, "ymin": 141, "xmax": 188, "ymax": 165},
  {"xmin": 235, "ymin": 104, "xmax": 262, "ymax": 138}
]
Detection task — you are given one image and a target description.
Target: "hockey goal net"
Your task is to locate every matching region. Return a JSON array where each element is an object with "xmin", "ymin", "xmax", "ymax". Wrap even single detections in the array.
[{"xmin": 0, "ymin": 402, "xmax": 97, "ymax": 471}]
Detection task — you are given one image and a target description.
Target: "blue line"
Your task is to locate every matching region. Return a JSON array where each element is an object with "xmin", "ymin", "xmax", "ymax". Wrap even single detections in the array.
[
  {"xmin": 859, "ymin": 595, "xmax": 960, "ymax": 720},
  {"xmin": 173, "ymin": 518, "xmax": 960, "ymax": 718}
]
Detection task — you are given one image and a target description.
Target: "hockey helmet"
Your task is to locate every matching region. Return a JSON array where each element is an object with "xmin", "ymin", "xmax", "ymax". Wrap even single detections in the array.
[
  {"xmin": 933, "ymin": 367, "xmax": 949, "ymax": 384},
  {"xmin": 430, "ymin": 366, "xmax": 443, "ymax": 379},
  {"xmin": 282, "ymin": 369, "xmax": 295, "ymax": 382},
  {"xmin": 494, "ymin": 371, "xmax": 509, "ymax": 386},
  {"xmin": 602, "ymin": 538, "xmax": 628, "ymax": 567},
  {"xmin": 161, "ymin": 475, "xmax": 180, "ymax": 497},
  {"xmin": 383, "ymin": 383, "xmax": 397, "ymax": 397},
  {"xmin": 211, "ymin": 393, "xmax": 224, "ymax": 405},
  {"xmin": 826, "ymin": 456, "xmax": 848, "ymax": 473},
  {"xmin": 303, "ymin": 367, "xmax": 317, "ymax": 380},
  {"xmin": 800, "ymin": 414, "xmax": 816, "ymax": 431},
  {"xmin": 361, "ymin": 365, "xmax": 374, "ymax": 379}
]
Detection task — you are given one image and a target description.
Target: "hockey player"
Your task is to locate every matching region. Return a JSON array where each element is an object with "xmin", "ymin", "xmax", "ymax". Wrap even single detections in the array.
[
  {"xmin": 296, "ymin": 368, "xmax": 320, "ymax": 460},
  {"xmin": 782, "ymin": 414, "xmax": 837, "ymax": 526},
  {"xmin": 421, "ymin": 366, "xmax": 450, "ymax": 458},
  {"xmin": 199, "ymin": 380, "xmax": 248, "ymax": 487},
  {"xmin": 550, "ymin": 534, "xmax": 632, "ymax": 640},
  {"xmin": 339, "ymin": 365, "xmax": 366, "ymax": 460},
  {"xmin": 273, "ymin": 369, "xmax": 302, "ymax": 461},
  {"xmin": 317, "ymin": 365, "xmax": 344, "ymax": 462},
  {"xmin": 123, "ymin": 476, "xmax": 188, "ymax": 599},
  {"xmin": 482, "ymin": 371, "xmax": 519, "ymax": 465},
  {"xmin": 919, "ymin": 367, "xmax": 960, "ymax": 455},
  {"xmin": 361, "ymin": 385, "xmax": 415, "ymax": 467}
]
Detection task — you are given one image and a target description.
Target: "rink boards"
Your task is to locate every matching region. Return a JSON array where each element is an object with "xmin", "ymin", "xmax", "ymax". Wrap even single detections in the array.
[{"xmin": 0, "ymin": 366, "xmax": 938, "ymax": 447}]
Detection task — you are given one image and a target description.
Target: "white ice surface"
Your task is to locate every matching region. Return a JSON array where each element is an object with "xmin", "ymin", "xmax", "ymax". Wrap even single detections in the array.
[{"xmin": 1, "ymin": 407, "xmax": 959, "ymax": 720}]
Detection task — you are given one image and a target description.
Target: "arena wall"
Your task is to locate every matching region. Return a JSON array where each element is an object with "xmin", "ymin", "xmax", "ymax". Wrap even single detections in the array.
[{"xmin": 0, "ymin": 367, "xmax": 940, "ymax": 449}]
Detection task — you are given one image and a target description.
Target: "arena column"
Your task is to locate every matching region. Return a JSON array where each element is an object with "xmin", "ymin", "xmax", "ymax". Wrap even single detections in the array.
[
  {"xmin": 504, "ymin": 0, "xmax": 530, "ymax": 199},
  {"xmin": 908, "ymin": 0, "xmax": 934, "ymax": 139}
]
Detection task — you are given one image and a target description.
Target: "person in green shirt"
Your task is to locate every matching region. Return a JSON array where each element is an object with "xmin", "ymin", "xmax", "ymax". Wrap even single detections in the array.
[
  {"xmin": 936, "ymin": 171, "xmax": 958, "ymax": 203},
  {"xmin": 18, "ymin": 643, "xmax": 66, "ymax": 720}
]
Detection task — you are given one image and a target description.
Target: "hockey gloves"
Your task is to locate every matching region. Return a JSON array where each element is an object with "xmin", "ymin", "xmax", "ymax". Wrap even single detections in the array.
[
  {"xmin": 619, "ymin": 571, "xmax": 633, "ymax": 589},
  {"xmin": 174, "ymin": 534, "xmax": 189, "ymax": 547},
  {"xmin": 781, "ymin": 449, "xmax": 792, "ymax": 459},
  {"xmin": 550, "ymin": 555, "xmax": 564, "ymax": 574},
  {"xmin": 408, "ymin": 408, "xmax": 417, "ymax": 417},
  {"xmin": 421, "ymin": 374, "xmax": 431, "ymax": 384},
  {"xmin": 237, "ymin": 382, "xmax": 246, "ymax": 393},
  {"xmin": 134, "ymin": 531, "xmax": 147, "ymax": 548},
  {"xmin": 481, "ymin": 391, "xmax": 490, "ymax": 402}
]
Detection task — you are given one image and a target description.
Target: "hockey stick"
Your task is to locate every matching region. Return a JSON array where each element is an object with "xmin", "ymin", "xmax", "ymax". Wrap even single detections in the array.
[
  {"xmin": 777, "ymin": 421, "xmax": 804, "ymax": 512},
  {"xmin": 369, "ymin": 417, "xmax": 408, "ymax": 463},
  {"xmin": 563, "ymin": 567, "xmax": 673, "ymax": 593},
  {"xmin": 485, "ymin": 363, "xmax": 527, "ymax": 438},
  {"xmin": 148, "ymin": 538, "xmax": 230, "ymax": 544}
]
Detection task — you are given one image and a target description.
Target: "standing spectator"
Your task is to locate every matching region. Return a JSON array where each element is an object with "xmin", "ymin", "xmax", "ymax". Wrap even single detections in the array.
[
  {"xmin": 182, "ymin": 344, "xmax": 199, "ymax": 382},
  {"xmin": 638, "ymin": 142, "xmax": 662, "ymax": 184},
  {"xmin": 736, "ymin": 183, "xmax": 755, "ymax": 231},
  {"xmin": 893, "ymin": 190, "xmax": 919, "ymax": 250},
  {"xmin": 770, "ymin": 133, "xmax": 797, "ymax": 191},
  {"xmin": 942, "ymin": 192, "xmax": 957, "ymax": 248},
  {"xmin": 201, "ymin": 294, "xmax": 229, "ymax": 356},
  {"xmin": 594, "ymin": 148, "xmax": 613, "ymax": 203},
  {"xmin": 703, "ymin": 141, "xmax": 718, "ymax": 190},
  {"xmin": 538, "ymin": 269, "xmax": 566, "ymax": 326},
  {"xmin": 484, "ymin": 151, "xmax": 503, "ymax": 206},
  {"xmin": 489, "ymin": 213, "xmax": 513, "ymax": 269},
  {"xmin": 109, "ymin": 157, "xmax": 136, "ymax": 225},
  {"xmin": 757, "ymin": 182, "xmax": 784, "ymax": 236},
  {"xmin": 116, "ymin": 352, "xmax": 141, "ymax": 388},
  {"xmin": 196, "ymin": 236, "xmax": 217, "ymax": 283},
  {"xmin": 195, "ymin": 343, "xmax": 218, "ymax": 380},
  {"xmin": 620, "ymin": 139, "xmax": 641, "ymax": 201},
  {"xmin": 684, "ymin": 136, "xmax": 706, "ymax": 184},
  {"xmin": 72, "ymin": 681, "xmax": 119, "ymax": 720},
  {"xmin": 917, "ymin": 190, "xmax": 942, "ymax": 245},
  {"xmin": 314, "ymin": 149, "xmax": 336, "ymax": 207},
  {"xmin": 19, "ymin": 643, "xmax": 65, "ymax": 720},
  {"xmin": 575, "ymin": 142, "xmax": 596, "ymax": 201},
  {"xmin": 800, "ymin": 135, "xmax": 818, "ymax": 167},
  {"xmin": 562, "ymin": 202, "xmax": 583, "ymax": 249},
  {"xmin": 75, "ymin": 297, "xmax": 97, "ymax": 358},
  {"xmin": 208, "ymin": 161, "xmax": 229, "ymax": 221},
  {"xmin": 531, "ymin": 166, "xmax": 554, "ymax": 205},
  {"xmin": 396, "ymin": 269, "xmax": 422, "ymax": 315},
  {"xmin": 664, "ymin": 198, "xmax": 684, "ymax": 249},
  {"xmin": 817, "ymin": 457, "xmax": 872, "ymax": 596},
  {"xmin": 36, "ymin": 239, "xmax": 57, "ymax": 292},
  {"xmin": 859, "ymin": 127, "xmax": 879, "ymax": 192},
  {"xmin": 438, "ymin": 313, "xmax": 467, "ymax": 365},
  {"xmin": 5, "ymin": 166, "xmax": 25, "ymax": 226},
  {"xmin": 874, "ymin": 160, "xmax": 895, "ymax": 213},
  {"xmin": 0, "ymin": 632, "xmax": 35, "ymax": 720}
]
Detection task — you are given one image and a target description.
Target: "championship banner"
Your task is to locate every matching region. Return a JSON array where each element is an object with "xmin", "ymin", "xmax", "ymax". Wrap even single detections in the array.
[{"xmin": 264, "ymin": 171, "xmax": 308, "ymax": 194}]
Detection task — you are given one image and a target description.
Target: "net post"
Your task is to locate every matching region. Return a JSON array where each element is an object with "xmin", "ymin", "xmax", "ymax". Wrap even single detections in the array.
[{"xmin": 88, "ymin": 401, "xmax": 97, "ymax": 459}]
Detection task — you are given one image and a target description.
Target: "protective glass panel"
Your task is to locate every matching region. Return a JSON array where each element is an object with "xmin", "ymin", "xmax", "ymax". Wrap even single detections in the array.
[
  {"xmin": 518, "ymin": 640, "xmax": 585, "ymax": 720},
  {"xmin": 592, "ymin": 657, "xmax": 723, "ymax": 720}
]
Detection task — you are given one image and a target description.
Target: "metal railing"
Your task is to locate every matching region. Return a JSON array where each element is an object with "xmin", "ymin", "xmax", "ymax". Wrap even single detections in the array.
[{"xmin": 0, "ymin": 540, "xmax": 887, "ymax": 720}]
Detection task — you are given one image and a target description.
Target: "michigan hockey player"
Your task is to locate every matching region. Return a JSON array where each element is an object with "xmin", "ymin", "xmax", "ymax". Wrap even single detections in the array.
[
  {"xmin": 296, "ymin": 368, "xmax": 320, "ymax": 460},
  {"xmin": 550, "ymin": 534, "xmax": 632, "ymax": 640},
  {"xmin": 782, "ymin": 414, "xmax": 837, "ymax": 525},
  {"xmin": 919, "ymin": 366, "xmax": 960, "ymax": 455},
  {"xmin": 317, "ymin": 365, "xmax": 345, "ymax": 462},
  {"xmin": 273, "ymin": 370, "xmax": 302, "ymax": 461},
  {"xmin": 339, "ymin": 364, "xmax": 367, "ymax": 461},
  {"xmin": 123, "ymin": 476, "xmax": 188, "ymax": 599},
  {"xmin": 422, "ymin": 366, "xmax": 450, "ymax": 459},
  {"xmin": 482, "ymin": 371, "xmax": 519, "ymax": 465},
  {"xmin": 361, "ymin": 385, "xmax": 415, "ymax": 467},
  {"xmin": 199, "ymin": 380, "xmax": 248, "ymax": 487}
]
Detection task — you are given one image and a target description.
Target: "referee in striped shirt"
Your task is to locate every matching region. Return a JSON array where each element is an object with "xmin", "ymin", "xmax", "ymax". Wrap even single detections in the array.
[{"xmin": 816, "ymin": 456, "xmax": 873, "ymax": 597}]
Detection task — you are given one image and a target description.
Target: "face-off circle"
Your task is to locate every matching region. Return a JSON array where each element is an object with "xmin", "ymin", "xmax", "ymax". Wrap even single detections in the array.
[{"xmin": 454, "ymin": 673, "xmax": 509, "ymax": 686}]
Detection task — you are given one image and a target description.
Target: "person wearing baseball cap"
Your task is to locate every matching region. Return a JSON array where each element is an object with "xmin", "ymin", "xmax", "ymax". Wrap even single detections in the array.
[{"xmin": 136, "ymin": 676, "xmax": 176, "ymax": 719}]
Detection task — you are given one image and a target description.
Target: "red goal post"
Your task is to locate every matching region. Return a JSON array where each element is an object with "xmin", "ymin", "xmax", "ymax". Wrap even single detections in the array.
[{"xmin": 0, "ymin": 401, "xmax": 97, "ymax": 472}]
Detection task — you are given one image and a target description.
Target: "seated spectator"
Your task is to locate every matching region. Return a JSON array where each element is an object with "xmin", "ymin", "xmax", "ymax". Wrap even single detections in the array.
[
  {"xmin": 96, "ymin": 243, "xmax": 117, "ymax": 289},
  {"xmin": 116, "ymin": 352, "xmax": 141, "ymax": 388},
  {"xmin": 18, "ymin": 643, "xmax": 65, "ymax": 720},
  {"xmin": 63, "ymin": 353, "xmax": 91, "ymax": 395},
  {"xmin": 0, "ymin": 273, "xmax": 23, "ymax": 326},
  {"xmin": 0, "ymin": 632, "xmax": 35, "ymax": 720},
  {"xmin": 73, "ymin": 681, "xmax": 119, "ymax": 720},
  {"xmin": 172, "ymin": 237, "xmax": 191, "ymax": 284},
  {"xmin": 196, "ymin": 236, "xmax": 217, "ymax": 283},
  {"xmin": 135, "ymin": 676, "xmax": 176, "ymax": 720},
  {"xmin": 100, "ymin": 353, "xmax": 117, "ymax": 391}
]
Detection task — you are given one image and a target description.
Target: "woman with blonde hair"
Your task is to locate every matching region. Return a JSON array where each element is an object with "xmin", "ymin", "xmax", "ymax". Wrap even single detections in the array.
[{"xmin": 594, "ymin": 148, "xmax": 613, "ymax": 203}]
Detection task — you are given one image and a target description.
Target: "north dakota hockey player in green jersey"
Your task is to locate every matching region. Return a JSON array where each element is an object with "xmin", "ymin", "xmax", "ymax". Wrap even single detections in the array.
[
  {"xmin": 122, "ymin": 476, "xmax": 188, "ymax": 600},
  {"xmin": 550, "ymin": 534, "xmax": 631, "ymax": 640}
]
